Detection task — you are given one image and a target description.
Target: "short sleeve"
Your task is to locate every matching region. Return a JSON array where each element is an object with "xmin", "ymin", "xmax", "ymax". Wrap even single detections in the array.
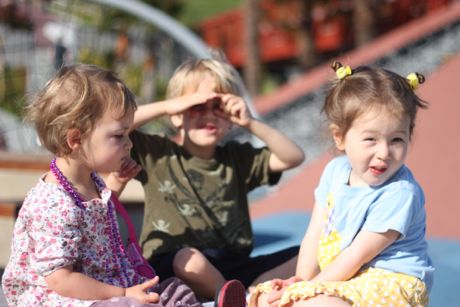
[
  {"xmin": 314, "ymin": 156, "xmax": 346, "ymax": 208},
  {"xmin": 227, "ymin": 141, "xmax": 281, "ymax": 191},
  {"xmin": 29, "ymin": 186, "xmax": 83, "ymax": 276},
  {"xmin": 362, "ymin": 185, "xmax": 420, "ymax": 237}
]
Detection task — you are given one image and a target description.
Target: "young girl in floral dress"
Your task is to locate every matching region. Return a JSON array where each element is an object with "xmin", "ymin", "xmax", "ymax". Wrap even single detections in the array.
[{"xmin": 1, "ymin": 64, "xmax": 244, "ymax": 307}]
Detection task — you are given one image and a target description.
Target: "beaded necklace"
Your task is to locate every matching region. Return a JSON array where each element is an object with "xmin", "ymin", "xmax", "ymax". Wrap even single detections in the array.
[
  {"xmin": 49, "ymin": 158, "xmax": 90, "ymax": 209},
  {"xmin": 49, "ymin": 158, "xmax": 131, "ymax": 286}
]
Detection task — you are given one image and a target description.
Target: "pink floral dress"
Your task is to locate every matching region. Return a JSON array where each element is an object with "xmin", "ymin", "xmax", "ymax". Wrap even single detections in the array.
[{"xmin": 1, "ymin": 175, "xmax": 143, "ymax": 307}]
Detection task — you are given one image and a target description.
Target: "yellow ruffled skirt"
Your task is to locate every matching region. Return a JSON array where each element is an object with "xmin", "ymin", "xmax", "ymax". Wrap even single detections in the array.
[{"xmin": 249, "ymin": 268, "xmax": 428, "ymax": 307}]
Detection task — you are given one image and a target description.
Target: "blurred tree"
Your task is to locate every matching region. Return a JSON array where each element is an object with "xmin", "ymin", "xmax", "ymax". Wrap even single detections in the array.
[
  {"xmin": 353, "ymin": 0, "xmax": 376, "ymax": 46},
  {"xmin": 0, "ymin": 2, "xmax": 41, "ymax": 118},
  {"xmin": 0, "ymin": 1, "xmax": 33, "ymax": 30},
  {"xmin": 0, "ymin": 34, "xmax": 4, "ymax": 105},
  {"xmin": 143, "ymin": 0, "xmax": 184, "ymax": 18},
  {"xmin": 244, "ymin": 0, "xmax": 261, "ymax": 96},
  {"xmin": 296, "ymin": 0, "xmax": 317, "ymax": 70}
]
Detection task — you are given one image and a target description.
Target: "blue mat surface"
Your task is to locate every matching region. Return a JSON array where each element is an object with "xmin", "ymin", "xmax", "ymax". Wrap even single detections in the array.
[{"xmin": 252, "ymin": 212, "xmax": 460, "ymax": 307}]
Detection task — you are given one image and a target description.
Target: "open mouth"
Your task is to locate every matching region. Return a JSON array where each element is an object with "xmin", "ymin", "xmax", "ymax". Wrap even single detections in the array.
[
  {"xmin": 200, "ymin": 122, "xmax": 217, "ymax": 133},
  {"xmin": 370, "ymin": 166, "xmax": 387, "ymax": 175}
]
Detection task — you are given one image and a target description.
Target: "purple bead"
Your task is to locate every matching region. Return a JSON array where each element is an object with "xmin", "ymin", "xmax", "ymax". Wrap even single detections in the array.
[{"xmin": 49, "ymin": 158, "xmax": 131, "ymax": 287}]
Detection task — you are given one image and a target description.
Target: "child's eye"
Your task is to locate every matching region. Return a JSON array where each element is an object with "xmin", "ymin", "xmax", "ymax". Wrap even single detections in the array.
[
  {"xmin": 363, "ymin": 137, "xmax": 375, "ymax": 142},
  {"xmin": 113, "ymin": 134, "xmax": 124, "ymax": 139},
  {"xmin": 392, "ymin": 137, "xmax": 405, "ymax": 143},
  {"xmin": 211, "ymin": 98, "xmax": 222, "ymax": 109},
  {"xmin": 212, "ymin": 102, "xmax": 221, "ymax": 110},
  {"xmin": 190, "ymin": 105, "xmax": 206, "ymax": 113}
]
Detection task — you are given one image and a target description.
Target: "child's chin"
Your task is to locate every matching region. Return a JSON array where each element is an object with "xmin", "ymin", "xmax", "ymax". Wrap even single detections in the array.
[
  {"xmin": 194, "ymin": 134, "xmax": 222, "ymax": 144},
  {"xmin": 196, "ymin": 140, "xmax": 219, "ymax": 147},
  {"xmin": 368, "ymin": 177, "xmax": 388, "ymax": 187}
]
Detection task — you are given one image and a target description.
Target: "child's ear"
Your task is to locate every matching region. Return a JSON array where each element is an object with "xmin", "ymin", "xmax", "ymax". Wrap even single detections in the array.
[
  {"xmin": 66, "ymin": 129, "xmax": 82, "ymax": 150},
  {"xmin": 330, "ymin": 124, "xmax": 345, "ymax": 151},
  {"xmin": 170, "ymin": 114, "xmax": 183, "ymax": 129}
]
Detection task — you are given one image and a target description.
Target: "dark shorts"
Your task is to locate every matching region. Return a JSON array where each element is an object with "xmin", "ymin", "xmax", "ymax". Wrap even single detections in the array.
[{"xmin": 149, "ymin": 246, "xmax": 299, "ymax": 288}]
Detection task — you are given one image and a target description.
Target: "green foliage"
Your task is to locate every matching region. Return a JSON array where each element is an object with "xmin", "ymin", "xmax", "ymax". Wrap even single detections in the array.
[
  {"xmin": 260, "ymin": 74, "xmax": 280, "ymax": 95},
  {"xmin": 77, "ymin": 47, "xmax": 114, "ymax": 69},
  {"xmin": 0, "ymin": 66, "xmax": 27, "ymax": 117},
  {"xmin": 120, "ymin": 64, "xmax": 144, "ymax": 96},
  {"xmin": 178, "ymin": 0, "xmax": 242, "ymax": 26},
  {"xmin": 143, "ymin": 0, "xmax": 185, "ymax": 18},
  {"xmin": 154, "ymin": 76, "xmax": 169, "ymax": 101}
]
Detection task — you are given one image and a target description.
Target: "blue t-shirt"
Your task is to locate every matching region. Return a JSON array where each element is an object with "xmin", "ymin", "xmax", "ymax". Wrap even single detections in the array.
[{"xmin": 314, "ymin": 155, "xmax": 434, "ymax": 291}]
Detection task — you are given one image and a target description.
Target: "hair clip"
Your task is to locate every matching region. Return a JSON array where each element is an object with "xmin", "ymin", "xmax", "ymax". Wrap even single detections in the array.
[
  {"xmin": 406, "ymin": 72, "xmax": 425, "ymax": 90},
  {"xmin": 332, "ymin": 61, "xmax": 352, "ymax": 80}
]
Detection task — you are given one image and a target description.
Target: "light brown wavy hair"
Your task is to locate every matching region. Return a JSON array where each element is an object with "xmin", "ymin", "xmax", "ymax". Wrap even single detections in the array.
[
  {"xmin": 324, "ymin": 63, "xmax": 428, "ymax": 139},
  {"xmin": 25, "ymin": 64, "xmax": 137, "ymax": 156},
  {"xmin": 166, "ymin": 58, "xmax": 241, "ymax": 99}
]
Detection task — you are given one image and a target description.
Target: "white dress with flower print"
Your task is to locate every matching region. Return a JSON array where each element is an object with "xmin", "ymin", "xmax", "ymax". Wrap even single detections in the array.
[{"xmin": 1, "ymin": 176, "xmax": 142, "ymax": 307}]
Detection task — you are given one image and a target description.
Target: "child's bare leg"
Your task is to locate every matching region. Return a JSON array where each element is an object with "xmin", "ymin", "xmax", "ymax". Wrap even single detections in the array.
[
  {"xmin": 291, "ymin": 294, "xmax": 350, "ymax": 307},
  {"xmin": 249, "ymin": 256, "xmax": 297, "ymax": 292},
  {"xmin": 255, "ymin": 292, "xmax": 273, "ymax": 307},
  {"xmin": 173, "ymin": 247, "xmax": 226, "ymax": 299}
]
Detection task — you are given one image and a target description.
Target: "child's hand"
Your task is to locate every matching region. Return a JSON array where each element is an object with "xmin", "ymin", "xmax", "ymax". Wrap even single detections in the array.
[
  {"xmin": 115, "ymin": 158, "xmax": 142, "ymax": 185},
  {"xmin": 218, "ymin": 94, "xmax": 252, "ymax": 128},
  {"xmin": 269, "ymin": 278, "xmax": 285, "ymax": 291},
  {"xmin": 267, "ymin": 287, "xmax": 283, "ymax": 307},
  {"xmin": 168, "ymin": 93, "xmax": 219, "ymax": 115},
  {"xmin": 267, "ymin": 276, "xmax": 303, "ymax": 305},
  {"xmin": 125, "ymin": 276, "xmax": 161, "ymax": 304},
  {"xmin": 104, "ymin": 158, "xmax": 141, "ymax": 195},
  {"xmin": 107, "ymin": 158, "xmax": 142, "ymax": 188},
  {"xmin": 280, "ymin": 276, "xmax": 303, "ymax": 287}
]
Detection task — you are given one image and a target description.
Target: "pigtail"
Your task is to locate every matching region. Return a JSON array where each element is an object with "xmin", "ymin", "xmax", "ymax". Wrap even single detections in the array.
[
  {"xmin": 332, "ymin": 61, "xmax": 352, "ymax": 80},
  {"xmin": 406, "ymin": 72, "xmax": 425, "ymax": 90}
]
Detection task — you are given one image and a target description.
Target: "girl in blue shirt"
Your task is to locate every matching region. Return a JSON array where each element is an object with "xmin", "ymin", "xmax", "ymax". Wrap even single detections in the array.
[{"xmin": 249, "ymin": 62, "xmax": 434, "ymax": 307}]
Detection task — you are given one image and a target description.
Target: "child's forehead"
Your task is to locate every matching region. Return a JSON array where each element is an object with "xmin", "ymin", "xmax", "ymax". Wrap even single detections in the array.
[
  {"xmin": 353, "ymin": 107, "xmax": 409, "ymax": 128},
  {"xmin": 96, "ymin": 107, "xmax": 133, "ymax": 127},
  {"xmin": 183, "ymin": 72, "xmax": 220, "ymax": 94}
]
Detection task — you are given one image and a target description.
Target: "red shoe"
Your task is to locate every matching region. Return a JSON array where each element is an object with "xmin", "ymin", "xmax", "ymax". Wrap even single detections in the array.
[{"xmin": 215, "ymin": 279, "xmax": 246, "ymax": 307}]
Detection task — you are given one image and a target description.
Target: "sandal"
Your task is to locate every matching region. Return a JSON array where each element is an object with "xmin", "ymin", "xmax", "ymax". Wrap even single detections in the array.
[{"xmin": 214, "ymin": 279, "xmax": 246, "ymax": 307}]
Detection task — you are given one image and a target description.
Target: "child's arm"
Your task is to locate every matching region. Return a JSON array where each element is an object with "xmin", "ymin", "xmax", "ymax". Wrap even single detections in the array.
[
  {"xmin": 219, "ymin": 94, "xmax": 305, "ymax": 172},
  {"xmin": 45, "ymin": 266, "xmax": 160, "ymax": 303},
  {"xmin": 248, "ymin": 119, "xmax": 305, "ymax": 172},
  {"xmin": 295, "ymin": 202, "xmax": 325, "ymax": 280},
  {"xmin": 311, "ymin": 229, "xmax": 400, "ymax": 282},
  {"xmin": 133, "ymin": 93, "xmax": 218, "ymax": 129}
]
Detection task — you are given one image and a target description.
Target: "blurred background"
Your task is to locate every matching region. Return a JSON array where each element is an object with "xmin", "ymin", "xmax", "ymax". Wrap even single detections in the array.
[
  {"xmin": 0, "ymin": 0, "xmax": 459, "ymax": 306},
  {"xmin": 0, "ymin": 0, "xmax": 456, "ymax": 151}
]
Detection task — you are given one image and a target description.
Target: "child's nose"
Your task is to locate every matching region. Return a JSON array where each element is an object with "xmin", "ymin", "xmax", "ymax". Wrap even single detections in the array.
[
  {"xmin": 376, "ymin": 142, "xmax": 390, "ymax": 160},
  {"xmin": 203, "ymin": 105, "xmax": 214, "ymax": 114},
  {"xmin": 202, "ymin": 102, "xmax": 220, "ymax": 116}
]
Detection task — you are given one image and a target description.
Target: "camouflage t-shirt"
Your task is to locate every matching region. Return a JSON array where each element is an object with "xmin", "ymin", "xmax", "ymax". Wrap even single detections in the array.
[{"xmin": 130, "ymin": 130, "xmax": 281, "ymax": 259}]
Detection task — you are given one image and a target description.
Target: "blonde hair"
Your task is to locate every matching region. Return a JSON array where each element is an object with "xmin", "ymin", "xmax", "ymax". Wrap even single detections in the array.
[
  {"xmin": 323, "ymin": 65, "xmax": 428, "ymax": 138},
  {"xmin": 166, "ymin": 58, "xmax": 241, "ymax": 99},
  {"xmin": 25, "ymin": 64, "xmax": 137, "ymax": 156}
]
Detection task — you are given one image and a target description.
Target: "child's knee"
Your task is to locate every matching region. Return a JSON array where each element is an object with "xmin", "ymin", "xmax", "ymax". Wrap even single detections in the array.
[{"xmin": 173, "ymin": 247, "xmax": 206, "ymax": 275}]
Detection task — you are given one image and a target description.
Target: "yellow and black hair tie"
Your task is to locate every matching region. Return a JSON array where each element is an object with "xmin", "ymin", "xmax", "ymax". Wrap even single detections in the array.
[
  {"xmin": 406, "ymin": 72, "xmax": 425, "ymax": 90},
  {"xmin": 332, "ymin": 61, "xmax": 352, "ymax": 80}
]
